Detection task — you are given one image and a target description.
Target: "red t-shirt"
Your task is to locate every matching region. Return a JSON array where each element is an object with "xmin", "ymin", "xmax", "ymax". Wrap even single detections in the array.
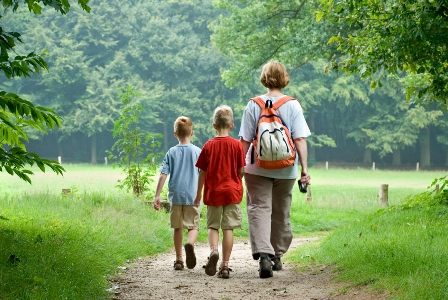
[{"xmin": 196, "ymin": 136, "xmax": 246, "ymax": 206}]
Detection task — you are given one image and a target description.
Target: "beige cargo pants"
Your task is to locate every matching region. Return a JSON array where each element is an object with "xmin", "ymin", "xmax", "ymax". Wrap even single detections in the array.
[{"xmin": 244, "ymin": 173, "xmax": 296, "ymax": 260}]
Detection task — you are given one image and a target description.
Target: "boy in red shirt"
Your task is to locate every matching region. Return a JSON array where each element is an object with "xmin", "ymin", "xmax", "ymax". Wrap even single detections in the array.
[{"xmin": 194, "ymin": 105, "xmax": 245, "ymax": 279}]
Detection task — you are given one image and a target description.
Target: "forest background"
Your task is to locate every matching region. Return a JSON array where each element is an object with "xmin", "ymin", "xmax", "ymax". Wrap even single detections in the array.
[{"xmin": 2, "ymin": 0, "xmax": 448, "ymax": 169}]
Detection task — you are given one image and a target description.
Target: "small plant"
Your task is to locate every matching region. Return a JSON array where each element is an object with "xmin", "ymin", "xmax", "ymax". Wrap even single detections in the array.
[
  {"xmin": 107, "ymin": 86, "xmax": 162, "ymax": 197},
  {"xmin": 399, "ymin": 176, "xmax": 448, "ymax": 209}
]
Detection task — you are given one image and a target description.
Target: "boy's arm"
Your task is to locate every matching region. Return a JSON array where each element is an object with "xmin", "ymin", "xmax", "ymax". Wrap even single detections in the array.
[
  {"xmin": 238, "ymin": 167, "xmax": 244, "ymax": 179},
  {"xmin": 153, "ymin": 173, "xmax": 168, "ymax": 210},
  {"xmin": 194, "ymin": 170, "xmax": 206, "ymax": 206},
  {"xmin": 240, "ymin": 138, "xmax": 251, "ymax": 156}
]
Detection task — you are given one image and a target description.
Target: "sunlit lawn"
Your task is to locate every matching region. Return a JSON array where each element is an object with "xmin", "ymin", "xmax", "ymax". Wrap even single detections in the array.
[
  {"xmin": 0, "ymin": 164, "xmax": 125, "ymax": 196},
  {"xmin": 2, "ymin": 164, "xmax": 444, "ymax": 199},
  {"xmin": 0, "ymin": 164, "xmax": 446, "ymax": 299}
]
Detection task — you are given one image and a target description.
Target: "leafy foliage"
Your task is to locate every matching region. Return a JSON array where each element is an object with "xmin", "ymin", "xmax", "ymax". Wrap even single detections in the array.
[
  {"xmin": 107, "ymin": 86, "xmax": 162, "ymax": 196},
  {"xmin": 400, "ymin": 176, "xmax": 448, "ymax": 208},
  {"xmin": 319, "ymin": 0, "xmax": 448, "ymax": 109},
  {"xmin": 2, "ymin": 0, "xmax": 448, "ymax": 167},
  {"xmin": 211, "ymin": 0, "xmax": 340, "ymax": 86},
  {"xmin": 347, "ymin": 80, "xmax": 443, "ymax": 158},
  {"xmin": 3, "ymin": 0, "xmax": 235, "ymax": 155},
  {"xmin": 0, "ymin": 93, "xmax": 65, "ymax": 182},
  {"xmin": 0, "ymin": 0, "xmax": 91, "ymax": 182}
]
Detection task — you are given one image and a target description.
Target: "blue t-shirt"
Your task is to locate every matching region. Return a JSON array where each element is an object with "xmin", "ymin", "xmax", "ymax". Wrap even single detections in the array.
[{"xmin": 159, "ymin": 144, "xmax": 201, "ymax": 205}]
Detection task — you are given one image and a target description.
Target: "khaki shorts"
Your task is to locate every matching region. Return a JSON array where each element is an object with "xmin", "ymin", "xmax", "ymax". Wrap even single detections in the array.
[
  {"xmin": 170, "ymin": 205, "xmax": 201, "ymax": 230},
  {"xmin": 206, "ymin": 203, "xmax": 242, "ymax": 230}
]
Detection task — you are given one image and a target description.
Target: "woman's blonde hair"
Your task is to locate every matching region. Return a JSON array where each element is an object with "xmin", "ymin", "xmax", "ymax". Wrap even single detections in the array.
[
  {"xmin": 213, "ymin": 105, "xmax": 233, "ymax": 129},
  {"xmin": 174, "ymin": 116, "xmax": 193, "ymax": 138},
  {"xmin": 260, "ymin": 61, "xmax": 290, "ymax": 89}
]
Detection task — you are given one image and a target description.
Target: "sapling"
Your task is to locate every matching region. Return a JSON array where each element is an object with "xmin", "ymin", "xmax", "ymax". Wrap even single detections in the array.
[{"xmin": 107, "ymin": 86, "xmax": 162, "ymax": 197}]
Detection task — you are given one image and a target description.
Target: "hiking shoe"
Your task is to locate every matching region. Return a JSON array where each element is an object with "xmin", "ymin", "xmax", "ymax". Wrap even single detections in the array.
[
  {"xmin": 184, "ymin": 243, "xmax": 196, "ymax": 269},
  {"xmin": 218, "ymin": 266, "xmax": 232, "ymax": 279},
  {"xmin": 204, "ymin": 250, "xmax": 219, "ymax": 276},
  {"xmin": 259, "ymin": 253, "xmax": 273, "ymax": 278},
  {"xmin": 173, "ymin": 260, "xmax": 184, "ymax": 271},
  {"xmin": 272, "ymin": 256, "xmax": 282, "ymax": 271}
]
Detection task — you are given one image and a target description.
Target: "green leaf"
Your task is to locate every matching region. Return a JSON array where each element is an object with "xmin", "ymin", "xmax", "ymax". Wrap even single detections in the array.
[
  {"xmin": 5, "ymin": 165, "xmax": 13, "ymax": 175},
  {"xmin": 315, "ymin": 10, "xmax": 325, "ymax": 22}
]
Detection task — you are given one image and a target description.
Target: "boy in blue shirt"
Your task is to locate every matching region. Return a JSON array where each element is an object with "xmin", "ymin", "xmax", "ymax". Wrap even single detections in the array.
[{"xmin": 153, "ymin": 116, "xmax": 201, "ymax": 270}]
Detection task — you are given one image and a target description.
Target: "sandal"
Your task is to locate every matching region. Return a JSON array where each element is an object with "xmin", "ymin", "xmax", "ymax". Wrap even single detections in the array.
[
  {"xmin": 173, "ymin": 260, "xmax": 184, "ymax": 271},
  {"xmin": 204, "ymin": 250, "xmax": 219, "ymax": 276},
  {"xmin": 184, "ymin": 243, "xmax": 196, "ymax": 269},
  {"xmin": 218, "ymin": 265, "xmax": 232, "ymax": 279}
]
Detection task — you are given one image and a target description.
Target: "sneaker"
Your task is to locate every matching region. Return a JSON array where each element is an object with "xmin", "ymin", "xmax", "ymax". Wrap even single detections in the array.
[
  {"xmin": 259, "ymin": 253, "xmax": 273, "ymax": 278},
  {"xmin": 272, "ymin": 256, "xmax": 282, "ymax": 271},
  {"xmin": 173, "ymin": 260, "xmax": 184, "ymax": 271},
  {"xmin": 184, "ymin": 243, "xmax": 196, "ymax": 269},
  {"xmin": 218, "ymin": 266, "xmax": 232, "ymax": 279},
  {"xmin": 204, "ymin": 250, "xmax": 219, "ymax": 276}
]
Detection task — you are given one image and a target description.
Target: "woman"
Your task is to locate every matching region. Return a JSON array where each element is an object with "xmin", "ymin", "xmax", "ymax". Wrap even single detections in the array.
[{"xmin": 239, "ymin": 61, "xmax": 311, "ymax": 278}]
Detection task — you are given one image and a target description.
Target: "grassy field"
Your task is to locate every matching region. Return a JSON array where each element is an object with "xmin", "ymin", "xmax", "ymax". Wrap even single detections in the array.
[
  {"xmin": 287, "ymin": 175, "xmax": 448, "ymax": 300},
  {"xmin": 0, "ymin": 165, "xmax": 446, "ymax": 299}
]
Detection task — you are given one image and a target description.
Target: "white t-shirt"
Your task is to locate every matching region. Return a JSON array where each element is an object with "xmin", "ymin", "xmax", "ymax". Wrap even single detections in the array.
[{"xmin": 238, "ymin": 95, "xmax": 311, "ymax": 179}]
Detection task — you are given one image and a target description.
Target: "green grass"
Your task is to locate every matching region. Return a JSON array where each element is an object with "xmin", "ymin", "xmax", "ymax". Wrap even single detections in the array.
[
  {"xmin": 0, "ymin": 164, "xmax": 125, "ymax": 196},
  {"xmin": 287, "ymin": 176, "xmax": 448, "ymax": 300},
  {"xmin": 0, "ymin": 191, "xmax": 173, "ymax": 299},
  {"xmin": 0, "ymin": 165, "xmax": 446, "ymax": 299},
  {"xmin": 289, "ymin": 168, "xmax": 447, "ymax": 234}
]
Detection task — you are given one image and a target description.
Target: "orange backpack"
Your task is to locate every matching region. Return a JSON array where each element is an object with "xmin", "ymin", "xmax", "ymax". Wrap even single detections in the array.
[{"xmin": 250, "ymin": 96, "xmax": 296, "ymax": 169}]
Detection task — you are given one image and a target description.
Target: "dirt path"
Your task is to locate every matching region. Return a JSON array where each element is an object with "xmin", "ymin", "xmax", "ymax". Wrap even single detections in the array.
[{"xmin": 109, "ymin": 238, "xmax": 389, "ymax": 300}]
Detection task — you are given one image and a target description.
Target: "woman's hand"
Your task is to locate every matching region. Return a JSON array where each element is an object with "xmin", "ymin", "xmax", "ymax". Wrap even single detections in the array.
[{"xmin": 301, "ymin": 169, "xmax": 311, "ymax": 184}]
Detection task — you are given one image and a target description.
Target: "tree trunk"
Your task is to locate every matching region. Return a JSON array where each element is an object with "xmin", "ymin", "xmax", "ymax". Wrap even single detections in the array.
[
  {"xmin": 57, "ymin": 139, "xmax": 63, "ymax": 157},
  {"xmin": 91, "ymin": 133, "xmax": 97, "ymax": 164},
  {"xmin": 392, "ymin": 149, "xmax": 401, "ymax": 166},
  {"xmin": 163, "ymin": 121, "xmax": 168, "ymax": 152},
  {"xmin": 363, "ymin": 138, "xmax": 372, "ymax": 164},
  {"xmin": 446, "ymin": 148, "xmax": 448, "ymax": 167},
  {"xmin": 307, "ymin": 113, "xmax": 315, "ymax": 162},
  {"xmin": 420, "ymin": 127, "xmax": 430, "ymax": 167}
]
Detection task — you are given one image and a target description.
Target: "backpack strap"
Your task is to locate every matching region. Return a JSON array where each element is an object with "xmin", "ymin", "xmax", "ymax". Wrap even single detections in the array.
[
  {"xmin": 272, "ymin": 96, "xmax": 296, "ymax": 110},
  {"xmin": 250, "ymin": 96, "xmax": 296, "ymax": 110},
  {"xmin": 250, "ymin": 97, "xmax": 266, "ymax": 109}
]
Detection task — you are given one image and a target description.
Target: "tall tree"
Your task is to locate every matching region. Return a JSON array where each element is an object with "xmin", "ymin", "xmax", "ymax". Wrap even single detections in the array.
[
  {"xmin": 347, "ymin": 79, "xmax": 442, "ymax": 165},
  {"xmin": 3, "ymin": 0, "xmax": 241, "ymax": 159},
  {"xmin": 0, "ymin": 0, "xmax": 90, "ymax": 182},
  {"xmin": 319, "ymin": 0, "xmax": 448, "ymax": 108},
  {"xmin": 211, "ymin": 0, "xmax": 340, "ymax": 86}
]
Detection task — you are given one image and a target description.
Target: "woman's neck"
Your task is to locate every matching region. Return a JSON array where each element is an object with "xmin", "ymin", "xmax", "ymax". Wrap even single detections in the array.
[{"xmin": 265, "ymin": 88, "xmax": 283, "ymax": 97}]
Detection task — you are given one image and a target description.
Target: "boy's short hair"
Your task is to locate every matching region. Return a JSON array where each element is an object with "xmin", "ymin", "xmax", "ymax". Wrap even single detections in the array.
[
  {"xmin": 174, "ymin": 116, "xmax": 193, "ymax": 138},
  {"xmin": 213, "ymin": 105, "xmax": 233, "ymax": 129},
  {"xmin": 260, "ymin": 61, "xmax": 290, "ymax": 89}
]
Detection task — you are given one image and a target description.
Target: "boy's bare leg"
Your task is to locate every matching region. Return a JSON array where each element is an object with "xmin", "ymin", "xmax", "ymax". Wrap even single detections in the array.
[
  {"xmin": 174, "ymin": 228, "xmax": 183, "ymax": 261},
  {"xmin": 185, "ymin": 229, "xmax": 198, "ymax": 269},
  {"xmin": 187, "ymin": 229, "xmax": 198, "ymax": 245},
  {"xmin": 221, "ymin": 229, "xmax": 233, "ymax": 267},
  {"xmin": 205, "ymin": 228, "xmax": 220, "ymax": 276},
  {"xmin": 208, "ymin": 228, "xmax": 219, "ymax": 251}
]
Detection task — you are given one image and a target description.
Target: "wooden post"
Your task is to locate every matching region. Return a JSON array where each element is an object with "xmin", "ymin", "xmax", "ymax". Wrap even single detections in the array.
[
  {"xmin": 372, "ymin": 162, "xmax": 375, "ymax": 171},
  {"xmin": 104, "ymin": 157, "xmax": 108, "ymax": 166},
  {"xmin": 416, "ymin": 162, "xmax": 419, "ymax": 171},
  {"xmin": 58, "ymin": 156, "xmax": 62, "ymax": 164},
  {"xmin": 325, "ymin": 161, "xmax": 328, "ymax": 170},
  {"xmin": 379, "ymin": 184, "xmax": 389, "ymax": 207},
  {"xmin": 306, "ymin": 185, "xmax": 312, "ymax": 203},
  {"xmin": 435, "ymin": 184, "xmax": 440, "ymax": 194}
]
